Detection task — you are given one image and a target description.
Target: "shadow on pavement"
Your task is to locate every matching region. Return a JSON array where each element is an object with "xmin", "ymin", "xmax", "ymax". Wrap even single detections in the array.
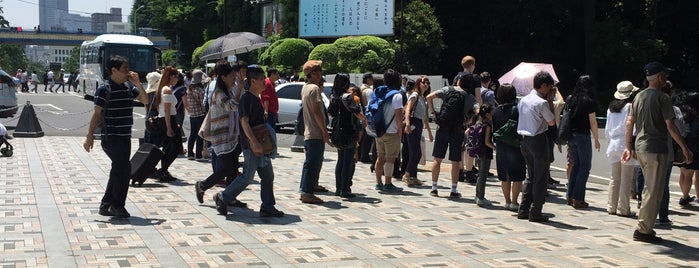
[{"xmin": 95, "ymin": 216, "xmax": 167, "ymax": 226}]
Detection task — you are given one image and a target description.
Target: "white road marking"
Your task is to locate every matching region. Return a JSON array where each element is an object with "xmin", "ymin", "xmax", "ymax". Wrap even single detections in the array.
[{"xmin": 34, "ymin": 104, "xmax": 63, "ymax": 111}]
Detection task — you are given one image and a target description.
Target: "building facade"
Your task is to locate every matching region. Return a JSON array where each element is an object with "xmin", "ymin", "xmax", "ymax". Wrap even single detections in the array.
[{"xmin": 91, "ymin": 8, "xmax": 122, "ymax": 33}]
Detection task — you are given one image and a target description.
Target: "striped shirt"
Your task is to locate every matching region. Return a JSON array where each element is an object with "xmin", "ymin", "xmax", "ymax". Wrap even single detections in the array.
[{"xmin": 94, "ymin": 79, "xmax": 140, "ymax": 137}]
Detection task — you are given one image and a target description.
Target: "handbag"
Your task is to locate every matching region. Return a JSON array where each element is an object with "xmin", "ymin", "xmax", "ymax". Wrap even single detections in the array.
[
  {"xmin": 493, "ymin": 105, "xmax": 521, "ymax": 147},
  {"xmin": 198, "ymin": 111, "xmax": 213, "ymax": 141},
  {"xmin": 556, "ymin": 96, "xmax": 575, "ymax": 145},
  {"xmin": 252, "ymin": 124, "xmax": 275, "ymax": 154},
  {"xmin": 145, "ymin": 93, "xmax": 166, "ymax": 134}
]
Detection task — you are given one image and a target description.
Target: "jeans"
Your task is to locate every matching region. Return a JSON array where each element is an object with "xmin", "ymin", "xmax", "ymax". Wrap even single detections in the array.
[
  {"xmin": 266, "ymin": 113, "xmax": 278, "ymax": 157},
  {"xmin": 520, "ymin": 133, "xmax": 551, "ymax": 217},
  {"xmin": 300, "ymin": 139, "xmax": 325, "ymax": 194},
  {"xmin": 188, "ymin": 115, "xmax": 205, "ymax": 158},
  {"xmin": 404, "ymin": 118, "xmax": 423, "ymax": 176},
  {"xmin": 100, "ymin": 136, "xmax": 132, "ymax": 208},
  {"xmin": 335, "ymin": 146, "xmax": 356, "ymax": 192},
  {"xmin": 221, "ymin": 149, "xmax": 276, "ymax": 210},
  {"xmin": 476, "ymin": 157, "xmax": 492, "ymax": 198},
  {"xmin": 567, "ymin": 133, "xmax": 592, "ymax": 201}
]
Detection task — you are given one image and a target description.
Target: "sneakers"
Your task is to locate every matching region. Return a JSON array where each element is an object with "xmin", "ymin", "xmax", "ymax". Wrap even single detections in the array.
[
  {"xmin": 259, "ymin": 208, "xmax": 285, "ymax": 217},
  {"xmin": 505, "ymin": 203, "xmax": 519, "ymax": 211},
  {"xmin": 300, "ymin": 194, "xmax": 324, "ymax": 204},
  {"xmin": 430, "ymin": 190, "xmax": 438, "ymax": 197},
  {"xmin": 528, "ymin": 214, "xmax": 549, "ymax": 223},
  {"xmin": 375, "ymin": 183, "xmax": 384, "ymax": 190},
  {"xmin": 475, "ymin": 197, "xmax": 491, "ymax": 207},
  {"xmin": 448, "ymin": 192, "xmax": 461, "ymax": 200},
  {"xmin": 187, "ymin": 155, "xmax": 195, "ymax": 160},
  {"xmin": 228, "ymin": 199, "xmax": 248, "ymax": 207},
  {"xmin": 213, "ymin": 193, "xmax": 227, "ymax": 215},
  {"xmin": 633, "ymin": 230, "xmax": 662, "ymax": 243},
  {"xmin": 381, "ymin": 184, "xmax": 403, "ymax": 193},
  {"xmin": 572, "ymin": 200, "xmax": 589, "ymax": 209},
  {"xmin": 338, "ymin": 191, "xmax": 357, "ymax": 198},
  {"xmin": 406, "ymin": 177, "xmax": 422, "ymax": 187},
  {"xmin": 195, "ymin": 181, "xmax": 205, "ymax": 204},
  {"xmin": 679, "ymin": 195, "xmax": 695, "ymax": 206}
]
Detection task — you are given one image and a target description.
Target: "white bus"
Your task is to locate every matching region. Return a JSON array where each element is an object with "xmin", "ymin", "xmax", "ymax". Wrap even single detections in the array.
[{"xmin": 79, "ymin": 34, "xmax": 161, "ymax": 99}]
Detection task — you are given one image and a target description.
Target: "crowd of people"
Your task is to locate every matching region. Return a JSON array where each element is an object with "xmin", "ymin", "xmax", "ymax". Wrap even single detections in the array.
[
  {"xmin": 14, "ymin": 68, "xmax": 80, "ymax": 93},
  {"xmin": 83, "ymin": 54, "xmax": 698, "ymax": 244}
]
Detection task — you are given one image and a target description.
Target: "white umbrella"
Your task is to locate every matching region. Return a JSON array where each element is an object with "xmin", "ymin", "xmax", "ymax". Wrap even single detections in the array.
[
  {"xmin": 200, "ymin": 32, "xmax": 270, "ymax": 61},
  {"xmin": 498, "ymin": 62, "xmax": 560, "ymax": 97}
]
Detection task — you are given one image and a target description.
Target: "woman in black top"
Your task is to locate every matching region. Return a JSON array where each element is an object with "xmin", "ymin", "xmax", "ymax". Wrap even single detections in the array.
[
  {"xmin": 328, "ymin": 74, "xmax": 366, "ymax": 198},
  {"xmin": 492, "ymin": 84, "xmax": 525, "ymax": 211},
  {"xmin": 566, "ymin": 75, "xmax": 601, "ymax": 209}
]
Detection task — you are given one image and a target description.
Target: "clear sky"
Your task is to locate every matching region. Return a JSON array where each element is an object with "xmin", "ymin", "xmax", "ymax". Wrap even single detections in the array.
[{"xmin": 2, "ymin": 0, "xmax": 134, "ymax": 29}]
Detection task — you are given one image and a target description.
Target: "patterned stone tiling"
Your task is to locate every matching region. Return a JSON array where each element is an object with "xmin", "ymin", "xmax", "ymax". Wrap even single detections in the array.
[
  {"xmin": 249, "ymin": 227, "xmax": 323, "ymax": 244},
  {"xmin": 303, "ymin": 212, "xmax": 371, "ymax": 225},
  {"xmin": 0, "ymin": 236, "xmax": 44, "ymax": 253},
  {"xmin": 163, "ymin": 229, "xmax": 241, "ymax": 247},
  {"xmin": 0, "ymin": 257, "xmax": 49, "ymax": 268},
  {"xmin": 509, "ymin": 236, "xmax": 591, "ymax": 252},
  {"xmin": 147, "ymin": 215, "xmax": 218, "ymax": 231},
  {"xmin": 75, "ymin": 253, "xmax": 161, "ymax": 267},
  {"xmin": 177, "ymin": 248, "xmax": 264, "ymax": 267},
  {"xmin": 479, "ymin": 257, "xmax": 556, "ymax": 268},
  {"xmin": 400, "ymin": 223, "xmax": 474, "ymax": 238},
  {"xmin": 1, "ymin": 220, "xmax": 42, "ymax": 234},
  {"xmin": 63, "ymin": 219, "xmax": 140, "ymax": 233},
  {"xmin": 273, "ymin": 243, "xmax": 358, "ymax": 264},
  {"xmin": 563, "ymin": 254, "xmax": 644, "ymax": 267},
  {"xmin": 0, "ymin": 186, "xmax": 34, "ymax": 195},
  {"xmin": 139, "ymin": 203, "xmax": 202, "ymax": 217},
  {"xmin": 360, "ymin": 241, "xmax": 443, "ymax": 259},
  {"xmin": 0, "ymin": 195, "xmax": 37, "ymax": 206},
  {"xmin": 440, "ymin": 239, "xmax": 520, "ymax": 256},
  {"xmin": 0, "ymin": 206, "xmax": 38, "ymax": 218},
  {"xmin": 326, "ymin": 225, "xmax": 402, "ymax": 240},
  {"xmin": 67, "ymin": 233, "xmax": 147, "ymax": 251}
]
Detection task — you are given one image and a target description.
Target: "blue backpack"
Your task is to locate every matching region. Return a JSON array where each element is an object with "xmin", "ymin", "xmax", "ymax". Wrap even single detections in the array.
[{"xmin": 365, "ymin": 86, "xmax": 400, "ymax": 138}]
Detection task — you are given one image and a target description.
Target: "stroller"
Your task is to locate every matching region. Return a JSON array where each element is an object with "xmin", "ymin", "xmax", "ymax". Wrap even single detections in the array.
[{"xmin": 0, "ymin": 122, "xmax": 13, "ymax": 157}]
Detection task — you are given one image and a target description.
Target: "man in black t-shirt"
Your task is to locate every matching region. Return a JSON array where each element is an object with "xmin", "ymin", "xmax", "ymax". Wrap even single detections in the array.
[{"xmin": 214, "ymin": 65, "xmax": 284, "ymax": 218}]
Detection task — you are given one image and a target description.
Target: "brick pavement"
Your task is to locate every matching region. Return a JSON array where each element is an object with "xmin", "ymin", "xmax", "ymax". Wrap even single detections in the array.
[{"xmin": 1, "ymin": 137, "xmax": 699, "ymax": 267}]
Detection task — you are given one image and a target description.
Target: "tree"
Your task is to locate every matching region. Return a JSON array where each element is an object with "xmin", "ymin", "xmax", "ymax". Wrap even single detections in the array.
[
  {"xmin": 277, "ymin": 0, "xmax": 299, "ymax": 38},
  {"xmin": 269, "ymin": 38, "xmax": 314, "ymax": 71},
  {"xmin": 62, "ymin": 47, "xmax": 80, "ymax": 73},
  {"xmin": 0, "ymin": 7, "xmax": 9, "ymax": 28},
  {"xmin": 162, "ymin": 50, "xmax": 178, "ymax": 67},
  {"xmin": 191, "ymin": 39, "xmax": 216, "ymax": 67},
  {"xmin": 0, "ymin": 44, "xmax": 28, "ymax": 73},
  {"xmin": 395, "ymin": 0, "xmax": 444, "ymax": 74},
  {"xmin": 307, "ymin": 44, "xmax": 340, "ymax": 74}
]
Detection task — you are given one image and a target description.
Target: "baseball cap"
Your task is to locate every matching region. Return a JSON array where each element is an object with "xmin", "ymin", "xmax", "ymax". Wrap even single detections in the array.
[{"xmin": 644, "ymin": 62, "xmax": 671, "ymax": 76}]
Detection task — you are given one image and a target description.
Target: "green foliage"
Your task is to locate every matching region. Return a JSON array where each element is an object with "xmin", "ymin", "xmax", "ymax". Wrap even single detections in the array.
[
  {"xmin": 269, "ymin": 38, "xmax": 314, "ymax": 71},
  {"xmin": 62, "ymin": 47, "xmax": 80, "ymax": 73},
  {"xmin": 191, "ymin": 39, "xmax": 216, "ymax": 67},
  {"xmin": 395, "ymin": 0, "xmax": 444, "ymax": 74},
  {"xmin": 0, "ymin": 44, "xmax": 28, "ymax": 73},
  {"xmin": 162, "ymin": 50, "xmax": 178, "ymax": 66},
  {"xmin": 258, "ymin": 39, "xmax": 283, "ymax": 66},
  {"xmin": 307, "ymin": 44, "xmax": 340, "ymax": 74},
  {"xmin": 0, "ymin": 7, "xmax": 9, "ymax": 28}
]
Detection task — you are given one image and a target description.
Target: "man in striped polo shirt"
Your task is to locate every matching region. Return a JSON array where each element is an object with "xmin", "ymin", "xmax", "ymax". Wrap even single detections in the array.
[{"xmin": 83, "ymin": 55, "xmax": 149, "ymax": 218}]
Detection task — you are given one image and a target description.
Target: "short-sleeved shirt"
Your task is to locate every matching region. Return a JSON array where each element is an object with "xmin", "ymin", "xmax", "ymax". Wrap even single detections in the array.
[
  {"xmin": 261, "ymin": 78, "xmax": 279, "ymax": 113},
  {"xmin": 94, "ymin": 78, "xmax": 140, "ymax": 137},
  {"xmin": 452, "ymin": 71, "xmax": 481, "ymax": 96},
  {"xmin": 301, "ymin": 83, "xmax": 326, "ymax": 140},
  {"xmin": 632, "ymin": 88, "xmax": 675, "ymax": 153},
  {"xmin": 571, "ymin": 97, "xmax": 597, "ymax": 134},
  {"xmin": 434, "ymin": 86, "xmax": 479, "ymax": 124},
  {"xmin": 239, "ymin": 91, "xmax": 265, "ymax": 150},
  {"xmin": 383, "ymin": 93, "xmax": 404, "ymax": 134},
  {"xmin": 517, "ymin": 90, "xmax": 555, "ymax": 136},
  {"xmin": 158, "ymin": 93, "xmax": 177, "ymax": 117},
  {"xmin": 407, "ymin": 92, "xmax": 427, "ymax": 120}
]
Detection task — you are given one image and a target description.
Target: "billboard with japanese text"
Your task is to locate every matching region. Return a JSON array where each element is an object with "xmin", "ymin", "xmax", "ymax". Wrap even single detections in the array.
[{"xmin": 299, "ymin": 0, "xmax": 395, "ymax": 38}]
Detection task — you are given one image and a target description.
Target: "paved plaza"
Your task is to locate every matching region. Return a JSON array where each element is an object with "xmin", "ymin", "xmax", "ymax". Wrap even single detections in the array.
[{"xmin": 1, "ymin": 137, "xmax": 699, "ymax": 267}]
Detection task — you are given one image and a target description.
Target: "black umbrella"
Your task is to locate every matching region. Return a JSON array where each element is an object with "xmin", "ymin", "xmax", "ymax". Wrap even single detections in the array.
[{"xmin": 200, "ymin": 32, "xmax": 270, "ymax": 61}]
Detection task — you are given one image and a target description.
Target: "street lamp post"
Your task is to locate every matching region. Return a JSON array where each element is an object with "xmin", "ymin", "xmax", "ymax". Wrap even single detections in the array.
[{"xmin": 133, "ymin": 5, "xmax": 145, "ymax": 34}]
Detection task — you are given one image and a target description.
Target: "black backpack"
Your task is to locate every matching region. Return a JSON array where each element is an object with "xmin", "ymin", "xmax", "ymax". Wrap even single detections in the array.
[{"xmin": 436, "ymin": 87, "xmax": 467, "ymax": 129}]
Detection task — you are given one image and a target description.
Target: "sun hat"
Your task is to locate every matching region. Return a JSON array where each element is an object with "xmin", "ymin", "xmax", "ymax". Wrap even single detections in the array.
[
  {"xmin": 614, "ymin": 81, "xmax": 639, "ymax": 100},
  {"xmin": 191, "ymin": 69, "xmax": 204, "ymax": 84},
  {"xmin": 146, "ymin": 72, "xmax": 162, "ymax": 93},
  {"xmin": 302, "ymin": 60, "xmax": 322, "ymax": 76}
]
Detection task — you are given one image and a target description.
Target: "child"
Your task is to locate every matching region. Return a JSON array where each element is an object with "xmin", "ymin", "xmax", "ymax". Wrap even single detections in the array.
[{"xmin": 471, "ymin": 104, "xmax": 496, "ymax": 206}]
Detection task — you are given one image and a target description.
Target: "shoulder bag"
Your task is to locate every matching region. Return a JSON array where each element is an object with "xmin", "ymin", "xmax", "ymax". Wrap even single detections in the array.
[
  {"xmin": 252, "ymin": 123, "xmax": 275, "ymax": 154},
  {"xmin": 493, "ymin": 105, "xmax": 521, "ymax": 147},
  {"xmin": 556, "ymin": 96, "xmax": 575, "ymax": 145}
]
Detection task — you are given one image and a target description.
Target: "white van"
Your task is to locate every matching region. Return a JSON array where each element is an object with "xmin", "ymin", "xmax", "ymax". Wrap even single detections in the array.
[{"xmin": 0, "ymin": 69, "xmax": 19, "ymax": 118}]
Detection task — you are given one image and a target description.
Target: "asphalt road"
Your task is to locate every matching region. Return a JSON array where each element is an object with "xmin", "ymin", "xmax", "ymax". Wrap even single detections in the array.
[{"xmin": 5, "ymin": 91, "xmax": 686, "ymax": 197}]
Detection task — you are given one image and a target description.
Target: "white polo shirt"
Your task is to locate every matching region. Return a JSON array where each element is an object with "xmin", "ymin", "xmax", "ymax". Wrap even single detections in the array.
[{"xmin": 517, "ymin": 90, "xmax": 555, "ymax": 137}]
